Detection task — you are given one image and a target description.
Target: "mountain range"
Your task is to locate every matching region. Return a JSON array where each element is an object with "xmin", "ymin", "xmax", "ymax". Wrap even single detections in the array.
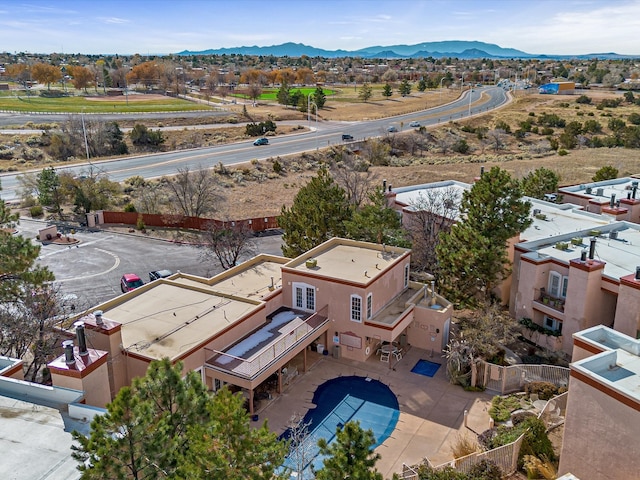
[{"xmin": 177, "ymin": 40, "xmax": 632, "ymax": 60}]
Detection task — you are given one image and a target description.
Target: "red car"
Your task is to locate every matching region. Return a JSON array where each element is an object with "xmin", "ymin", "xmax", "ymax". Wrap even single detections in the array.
[{"xmin": 120, "ymin": 273, "xmax": 143, "ymax": 293}]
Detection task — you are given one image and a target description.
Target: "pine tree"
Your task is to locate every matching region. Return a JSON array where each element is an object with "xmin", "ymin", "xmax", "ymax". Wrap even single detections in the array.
[
  {"xmin": 345, "ymin": 187, "xmax": 408, "ymax": 246},
  {"xmin": 314, "ymin": 420, "xmax": 383, "ymax": 480},
  {"xmin": 313, "ymin": 86, "xmax": 326, "ymax": 109},
  {"xmin": 399, "ymin": 79, "xmax": 412, "ymax": 96},
  {"xmin": 521, "ymin": 167, "xmax": 560, "ymax": 200},
  {"xmin": 358, "ymin": 83, "xmax": 373, "ymax": 102},
  {"xmin": 72, "ymin": 359, "xmax": 287, "ymax": 479},
  {"xmin": 279, "ymin": 167, "xmax": 352, "ymax": 257},
  {"xmin": 436, "ymin": 167, "xmax": 531, "ymax": 306},
  {"xmin": 382, "ymin": 83, "xmax": 392, "ymax": 99}
]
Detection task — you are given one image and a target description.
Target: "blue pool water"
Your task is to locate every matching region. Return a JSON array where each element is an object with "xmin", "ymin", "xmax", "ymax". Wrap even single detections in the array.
[{"xmin": 279, "ymin": 376, "xmax": 399, "ymax": 479}]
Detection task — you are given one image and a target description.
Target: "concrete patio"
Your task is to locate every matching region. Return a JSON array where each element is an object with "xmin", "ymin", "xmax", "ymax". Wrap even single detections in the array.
[{"xmin": 257, "ymin": 344, "xmax": 493, "ymax": 478}]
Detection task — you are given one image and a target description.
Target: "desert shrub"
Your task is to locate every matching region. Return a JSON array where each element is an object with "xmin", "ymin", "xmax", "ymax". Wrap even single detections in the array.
[
  {"xmin": 124, "ymin": 203, "xmax": 136, "ymax": 213},
  {"xmin": 598, "ymin": 97, "xmax": 623, "ymax": 108},
  {"xmin": 575, "ymin": 94, "xmax": 592, "ymax": 104},
  {"xmin": 538, "ymin": 113, "xmax": 565, "ymax": 128},
  {"xmin": 557, "ymin": 149, "xmax": 568, "ymax": 156},
  {"xmin": 450, "ymin": 432, "xmax": 480, "ymax": 459},
  {"xmin": 541, "ymin": 127, "xmax": 554, "ymax": 135},
  {"xmin": 272, "ymin": 159, "xmax": 283, "ymax": 174},
  {"xmin": 511, "ymin": 410, "xmax": 536, "ymax": 426},
  {"xmin": 629, "ymin": 112, "xmax": 640, "ymax": 125},
  {"xmin": 467, "ymin": 459, "xmax": 503, "ymax": 480},
  {"xmin": 136, "ymin": 214, "xmax": 145, "ymax": 231},
  {"xmin": 452, "ymin": 139, "xmax": 470, "ymax": 154},
  {"xmin": 489, "ymin": 395, "xmax": 522, "ymax": 422},
  {"xmin": 495, "ymin": 120, "xmax": 511, "ymax": 133},
  {"xmin": 523, "ymin": 455, "xmax": 557, "ymax": 480},
  {"xmin": 519, "ymin": 417, "xmax": 556, "ymax": 464},
  {"xmin": 525, "ymin": 381, "xmax": 559, "ymax": 400},
  {"xmin": 30, "ymin": 205, "xmax": 44, "ymax": 218},
  {"xmin": 592, "ymin": 165, "xmax": 619, "ymax": 181}
]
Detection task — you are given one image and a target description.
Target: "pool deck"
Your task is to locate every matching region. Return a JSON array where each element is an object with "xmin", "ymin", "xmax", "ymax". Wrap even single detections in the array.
[{"xmin": 258, "ymin": 345, "xmax": 493, "ymax": 478}]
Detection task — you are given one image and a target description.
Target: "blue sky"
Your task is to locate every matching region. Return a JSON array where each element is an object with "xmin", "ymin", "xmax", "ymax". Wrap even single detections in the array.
[{"xmin": 1, "ymin": 0, "xmax": 639, "ymax": 55}]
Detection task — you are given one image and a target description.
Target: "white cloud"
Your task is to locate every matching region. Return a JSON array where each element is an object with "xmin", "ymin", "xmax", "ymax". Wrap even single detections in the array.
[{"xmin": 99, "ymin": 17, "xmax": 130, "ymax": 25}]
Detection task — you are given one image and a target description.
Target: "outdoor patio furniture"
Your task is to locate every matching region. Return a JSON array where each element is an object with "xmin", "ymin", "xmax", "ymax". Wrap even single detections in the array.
[
  {"xmin": 380, "ymin": 351, "xmax": 390, "ymax": 363},
  {"xmin": 393, "ymin": 349, "xmax": 403, "ymax": 361}
]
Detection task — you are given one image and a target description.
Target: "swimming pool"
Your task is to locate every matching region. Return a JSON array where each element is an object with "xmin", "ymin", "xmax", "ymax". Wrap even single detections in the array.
[{"xmin": 280, "ymin": 376, "xmax": 399, "ymax": 479}]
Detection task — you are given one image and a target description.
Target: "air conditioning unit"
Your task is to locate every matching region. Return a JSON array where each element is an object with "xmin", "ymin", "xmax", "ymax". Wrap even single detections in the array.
[
  {"xmin": 596, "ymin": 188, "xmax": 604, "ymax": 196},
  {"xmin": 610, "ymin": 231, "xmax": 619, "ymax": 240}
]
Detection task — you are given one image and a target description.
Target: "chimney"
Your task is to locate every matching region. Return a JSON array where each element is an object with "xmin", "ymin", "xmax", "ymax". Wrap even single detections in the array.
[
  {"xmin": 430, "ymin": 280, "xmax": 436, "ymax": 306},
  {"xmin": 388, "ymin": 184, "xmax": 392, "ymax": 192},
  {"xmin": 633, "ymin": 186, "xmax": 638, "ymax": 199},
  {"xmin": 75, "ymin": 321, "xmax": 88, "ymax": 356},
  {"xmin": 636, "ymin": 266, "xmax": 640, "ymax": 280},
  {"xmin": 610, "ymin": 194, "xmax": 616, "ymax": 208},
  {"xmin": 580, "ymin": 250, "xmax": 587, "ymax": 262},
  {"xmin": 63, "ymin": 340, "xmax": 75, "ymax": 365},
  {"xmin": 94, "ymin": 310, "xmax": 103, "ymax": 325},
  {"xmin": 589, "ymin": 237, "xmax": 597, "ymax": 260}
]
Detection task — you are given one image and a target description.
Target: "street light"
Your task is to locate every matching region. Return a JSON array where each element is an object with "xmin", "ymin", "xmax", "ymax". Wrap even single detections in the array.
[
  {"xmin": 439, "ymin": 77, "xmax": 446, "ymax": 105},
  {"xmin": 81, "ymin": 108, "xmax": 90, "ymax": 162},
  {"xmin": 468, "ymin": 87, "xmax": 472, "ymax": 117},
  {"xmin": 307, "ymin": 95, "xmax": 318, "ymax": 150}
]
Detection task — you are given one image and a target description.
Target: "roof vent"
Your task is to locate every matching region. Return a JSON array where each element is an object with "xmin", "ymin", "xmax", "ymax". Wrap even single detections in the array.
[
  {"xmin": 585, "ymin": 186, "xmax": 592, "ymax": 194},
  {"xmin": 94, "ymin": 310, "xmax": 104, "ymax": 325},
  {"xmin": 610, "ymin": 231, "xmax": 619, "ymax": 240},
  {"xmin": 636, "ymin": 266, "xmax": 640, "ymax": 280},
  {"xmin": 63, "ymin": 340, "xmax": 75, "ymax": 365},
  {"xmin": 610, "ymin": 194, "xmax": 616, "ymax": 208},
  {"xmin": 74, "ymin": 321, "xmax": 89, "ymax": 356},
  {"xmin": 533, "ymin": 208, "xmax": 541, "ymax": 216},
  {"xmin": 596, "ymin": 188, "xmax": 604, "ymax": 196},
  {"xmin": 589, "ymin": 237, "xmax": 597, "ymax": 260}
]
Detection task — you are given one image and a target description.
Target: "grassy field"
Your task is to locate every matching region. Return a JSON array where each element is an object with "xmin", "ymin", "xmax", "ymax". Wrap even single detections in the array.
[{"xmin": 0, "ymin": 92, "xmax": 213, "ymax": 113}]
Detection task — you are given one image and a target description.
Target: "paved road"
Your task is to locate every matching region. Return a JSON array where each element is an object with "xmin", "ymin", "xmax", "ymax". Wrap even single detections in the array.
[
  {"xmin": 0, "ymin": 87, "xmax": 509, "ymax": 203},
  {"xmin": 17, "ymin": 218, "xmax": 284, "ymax": 309}
]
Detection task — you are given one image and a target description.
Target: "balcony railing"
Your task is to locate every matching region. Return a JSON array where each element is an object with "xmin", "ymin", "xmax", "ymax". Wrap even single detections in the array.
[
  {"xmin": 205, "ymin": 305, "xmax": 329, "ymax": 380},
  {"xmin": 537, "ymin": 290, "xmax": 565, "ymax": 312}
]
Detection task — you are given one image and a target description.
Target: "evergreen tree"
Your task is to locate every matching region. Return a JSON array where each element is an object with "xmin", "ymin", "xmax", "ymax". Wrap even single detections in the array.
[
  {"xmin": 520, "ymin": 167, "xmax": 560, "ymax": 200},
  {"xmin": 436, "ymin": 167, "xmax": 531, "ymax": 306},
  {"xmin": 417, "ymin": 78, "xmax": 427, "ymax": 92},
  {"xmin": 359, "ymin": 83, "xmax": 373, "ymax": 102},
  {"xmin": 399, "ymin": 78, "xmax": 412, "ymax": 96},
  {"xmin": 345, "ymin": 187, "xmax": 408, "ymax": 246},
  {"xmin": 37, "ymin": 167, "xmax": 62, "ymax": 214},
  {"xmin": 279, "ymin": 167, "xmax": 351, "ymax": 257},
  {"xmin": 276, "ymin": 80, "xmax": 290, "ymax": 106},
  {"xmin": 314, "ymin": 420, "xmax": 383, "ymax": 480},
  {"xmin": 382, "ymin": 83, "xmax": 392, "ymax": 99},
  {"xmin": 181, "ymin": 387, "xmax": 287, "ymax": 480},
  {"xmin": 592, "ymin": 165, "xmax": 619, "ymax": 182},
  {"xmin": 313, "ymin": 86, "xmax": 326, "ymax": 109},
  {"xmin": 72, "ymin": 359, "xmax": 287, "ymax": 479}
]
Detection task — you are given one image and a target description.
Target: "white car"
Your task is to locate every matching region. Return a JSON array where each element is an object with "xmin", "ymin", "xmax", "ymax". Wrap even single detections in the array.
[{"xmin": 409, "ymin": 121, "xmax": 420, "ymax": 127}]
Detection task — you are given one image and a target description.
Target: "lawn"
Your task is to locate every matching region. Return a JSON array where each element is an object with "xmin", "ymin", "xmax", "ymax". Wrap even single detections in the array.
[
  {"xmin": 232, "ymin": 87, "xmax": 336, "ymax": 101},
  {"xmin": 0, "ymin": 92, "xmax": 213, "ymax": 113}
]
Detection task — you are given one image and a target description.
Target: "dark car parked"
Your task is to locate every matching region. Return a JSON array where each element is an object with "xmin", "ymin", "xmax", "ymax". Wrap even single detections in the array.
[
  {"xmin": 341, "ymin": 134, "xmax": 354, "ymax": 141},
  {"xmin": 149, "ymin": 269, "xmax": 173, "ymax": 281}
]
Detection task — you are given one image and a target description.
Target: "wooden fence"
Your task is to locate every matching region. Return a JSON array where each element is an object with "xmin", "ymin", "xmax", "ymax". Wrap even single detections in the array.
[
  {"xmin": 473, "ymin": 361, "xmax": 570, "ymax": 395},
  {"xmin": 101, "ymin": 211, "xmax": 279, "ymax": 233}
]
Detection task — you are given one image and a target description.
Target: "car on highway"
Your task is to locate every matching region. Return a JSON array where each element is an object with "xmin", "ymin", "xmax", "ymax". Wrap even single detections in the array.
[
  {"xmin": 149, "ymin": 269, "xmax": 173, "ymax": 281},
  {"xmin": 387, "ymin": 126, "xmax": 398, "ymax": 133},
  {"xmin": 409, "ymin": 121, "xmax": 420, "ymax": 127},
  {"xmin": 121, "ymin": 273, "xmax": 144, "ymax": 293},
  {"xmin": 253, "ymin": 137, "xmax": 269, "ymax": 146},
  {"xmin": 341, "ymin": 134, "xmax": 354, "ymax": 141}
]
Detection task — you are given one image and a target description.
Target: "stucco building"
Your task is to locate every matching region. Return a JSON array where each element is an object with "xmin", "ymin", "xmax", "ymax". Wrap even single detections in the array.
[{"xmin": 47, "ymin": 237, "xmax": 452, "ymax": 411}]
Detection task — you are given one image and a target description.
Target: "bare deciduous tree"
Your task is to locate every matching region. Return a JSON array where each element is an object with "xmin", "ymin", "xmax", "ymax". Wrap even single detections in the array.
[
  {"xmin": 406, "ymin": 186, "xmax": 461, "ymax": 273},
  {"xmin": 329, "ymin": 153, "xmax": 377, "ymax": 208},
  {"xmin": 165, "ymin": 166, "xmax": 223, "ymax": 218},
  {"xmin": 284, "ymin": 412, "xmax": 315, "ymax": 479},
  {"xmin": 200, "ymin": 221, "xmax": 255, "ymax": 270},
  {"xmin": 487, "ymin": 129, "xmax": 507, "ymax": 152}
]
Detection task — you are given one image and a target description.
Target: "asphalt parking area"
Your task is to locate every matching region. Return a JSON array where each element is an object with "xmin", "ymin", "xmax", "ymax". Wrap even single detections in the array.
[{"xmin": 17, "ymin": 219, "xmax": 283, "ymax": 310}]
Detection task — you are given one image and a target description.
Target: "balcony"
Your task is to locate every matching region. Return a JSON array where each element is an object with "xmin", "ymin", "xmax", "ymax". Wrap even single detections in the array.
[
  {"xmin": 205, "ymin": 305, "xmax": 329, "ymax": 381},
  {"xmin": 535, "ymin": 289, "xmax": 565, "ymax": 313}
]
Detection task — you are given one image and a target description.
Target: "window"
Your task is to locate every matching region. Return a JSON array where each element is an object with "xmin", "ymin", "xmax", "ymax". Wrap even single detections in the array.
[
  {"xmin": 548, "ymin": 271, "xmax": 569, "ymax": 298},
  {"xmin": 293, "ymin": 283, "xmax": 315, "ymax": 311},
  {"xmin": 351, "ymin": 295, "xmax": 362, "ymax": 322},
  {"xmin": 213, "ymin": 378, "xmax": 226, "ymax": 392},
  {"xmin": 404, "ymin": 264, "xmax": 410, "ymax": 288},
  {"xmin": 366, "ymin": 293, "xmax": 373, "ymax": 320},
  {"xmin": 544, "ymin": 316, "xmax": 562, "ymax": 333}
]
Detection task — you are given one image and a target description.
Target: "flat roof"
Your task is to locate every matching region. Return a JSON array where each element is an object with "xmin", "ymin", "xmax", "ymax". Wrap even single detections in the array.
[
  {"xmin": 519, "ymin": 222, "xmax": 640, "ymax": 280},
  {"xmin": 392, "ymin": 180, "xmax": 469, "ymax": 220},
  {"xmin": 285, "ymin": 238, "xmax": 409, "ymax": 284},
  {"xmin": 559, "ymin": 177, "xmax": 640, "ymax": 204},
  {"xmin": 171, "ymin": 256, "xmax": 287, "ymax": 299},
  {"xmin": 522, "ymin": 198, "xmax": 613, "ymax": 242},
  {"xmin": 573, "ymin": 326, "xmax": 640, "ymax": 402},
  {"xmin": 101, "ymin": 282, "xmax": 261, "ymax": 360}
]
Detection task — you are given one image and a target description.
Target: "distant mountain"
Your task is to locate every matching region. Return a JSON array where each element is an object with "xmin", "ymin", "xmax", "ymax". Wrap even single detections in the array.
[
  {"xmin": 177, "ymin": 40, "xmax": 532, "ymax": 59},
  {"xmin": 177, "ymin": 41, "xmax": 635, "ymax": 60}
]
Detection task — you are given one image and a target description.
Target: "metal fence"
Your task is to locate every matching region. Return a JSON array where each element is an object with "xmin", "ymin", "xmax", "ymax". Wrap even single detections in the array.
[{"xmin": 474, "ymin": 361, "xmax": 570, "ymax": 395}]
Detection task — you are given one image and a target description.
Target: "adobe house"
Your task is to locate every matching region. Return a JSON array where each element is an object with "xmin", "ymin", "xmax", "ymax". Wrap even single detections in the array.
[{"xmin": 48, "ymin": 238, "xmax": 452, "ymax": 413}]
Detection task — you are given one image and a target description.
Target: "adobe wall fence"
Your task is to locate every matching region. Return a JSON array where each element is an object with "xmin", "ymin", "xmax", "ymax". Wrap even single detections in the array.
[{"xmin": 100, "ymin": 211, "xmax": 279, "ymax": 233}]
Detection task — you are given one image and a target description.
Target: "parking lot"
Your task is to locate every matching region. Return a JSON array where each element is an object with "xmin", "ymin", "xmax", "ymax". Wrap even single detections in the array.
[{"xmin": 17, "ymin": 219, "xmax": 284, "ymax": 311}]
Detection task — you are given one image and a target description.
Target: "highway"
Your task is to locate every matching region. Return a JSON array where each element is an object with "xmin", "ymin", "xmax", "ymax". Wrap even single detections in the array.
[{"xmin": 0, "ymin": 86, "xmax": 509, "ymax": 203}]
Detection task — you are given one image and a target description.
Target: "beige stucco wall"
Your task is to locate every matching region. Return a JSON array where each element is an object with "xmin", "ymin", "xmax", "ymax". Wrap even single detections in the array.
[
  {"xmin": 282, "ymin": 258, "xmax": 410, "ymax": 362},
  {"xmin": 50, "ymin": 361, "xmax": 111, "ymax": 408},
  {"xmin": 613, "ymin": 281, "xmax": 640, "ymax": 337},
  {"xmin": 559, "ymin": 374, "xmax": 640, "ymax": 480}
]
